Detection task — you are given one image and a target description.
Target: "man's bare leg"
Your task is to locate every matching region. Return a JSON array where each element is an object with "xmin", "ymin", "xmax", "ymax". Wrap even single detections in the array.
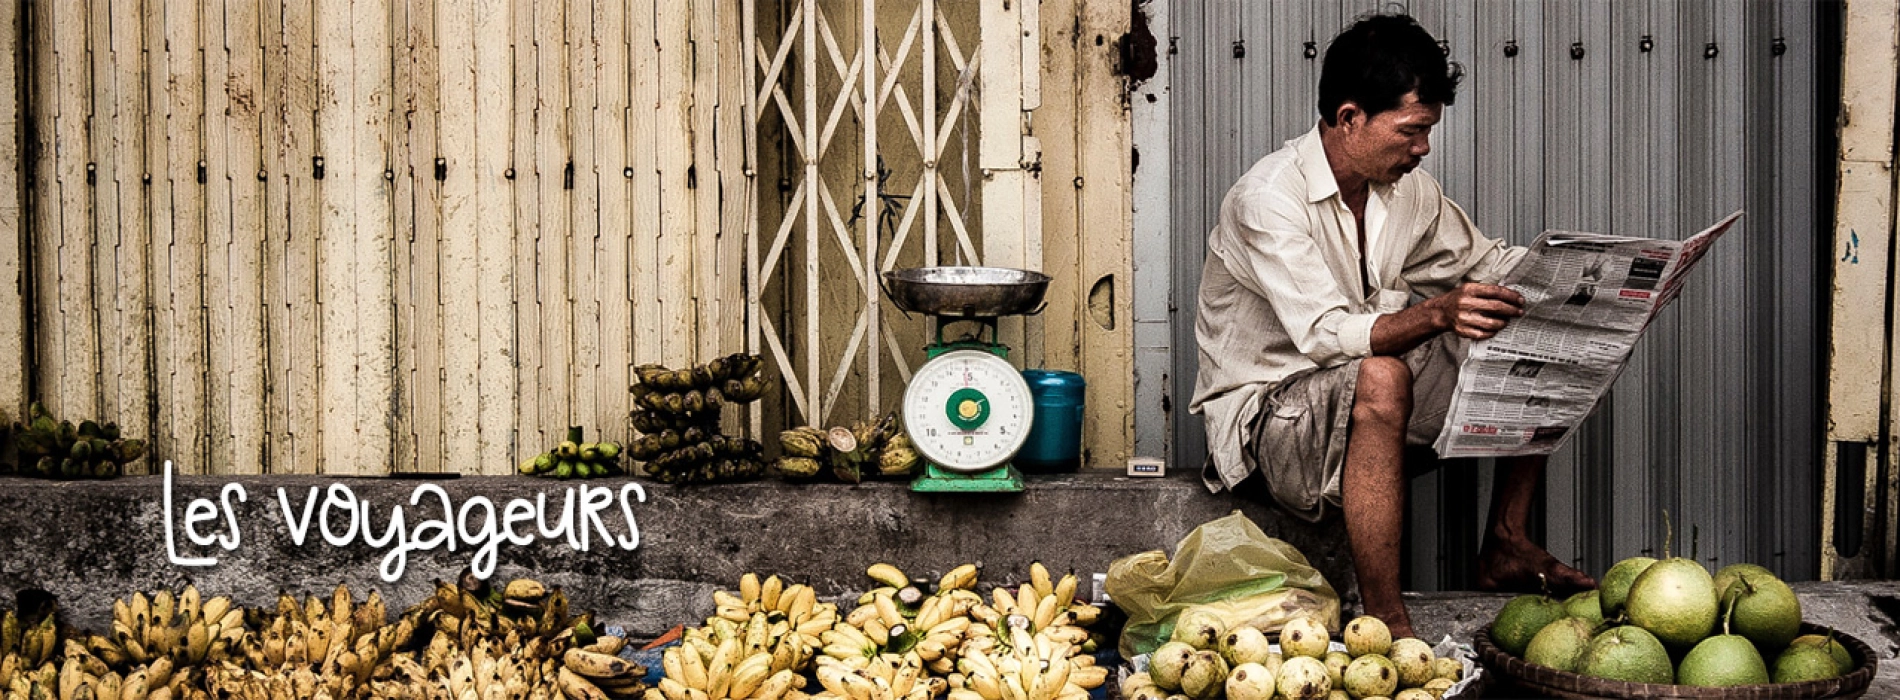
[
  {"xmin": 1475, "ymin": 456, "xmax": 1598, "ymax": 594},
  {"xmin": 1343, "ymin": 357, "xmax": 1416, "ymax": 638}
]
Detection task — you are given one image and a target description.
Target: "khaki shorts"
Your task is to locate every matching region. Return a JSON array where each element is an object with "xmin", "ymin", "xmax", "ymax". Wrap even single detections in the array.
[{"xmin": 1249, "ymin": 334, "xmax": 1466, "ymax": 522}]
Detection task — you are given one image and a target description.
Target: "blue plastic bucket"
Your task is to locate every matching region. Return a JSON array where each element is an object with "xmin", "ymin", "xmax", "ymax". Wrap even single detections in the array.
[{"xmin": 1018, "ymin": 369, "xmax": 1085, "ymax": 473}]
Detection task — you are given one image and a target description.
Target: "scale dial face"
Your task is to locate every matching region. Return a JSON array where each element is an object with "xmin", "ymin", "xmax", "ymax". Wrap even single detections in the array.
[{"xmin": 903, "ymin": 349, "xmax": 1035, "ymax": 473}]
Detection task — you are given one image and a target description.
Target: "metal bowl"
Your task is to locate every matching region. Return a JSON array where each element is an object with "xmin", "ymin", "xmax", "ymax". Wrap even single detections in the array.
[{"xmin": 881, "ymin": 266, "xmax": 1051, "ymax": 317}]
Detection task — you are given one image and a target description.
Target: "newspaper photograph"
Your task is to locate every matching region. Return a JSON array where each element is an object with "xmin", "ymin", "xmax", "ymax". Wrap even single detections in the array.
[{"xmin": 1433, "ymin": 211, "xmax": 1745, "ymax": 457}]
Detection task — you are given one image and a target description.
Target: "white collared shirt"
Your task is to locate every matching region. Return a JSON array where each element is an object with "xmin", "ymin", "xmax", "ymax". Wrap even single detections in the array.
[{"xmin": 1191, "ymin": 125, "xmax": 1524, "ymax": 490}]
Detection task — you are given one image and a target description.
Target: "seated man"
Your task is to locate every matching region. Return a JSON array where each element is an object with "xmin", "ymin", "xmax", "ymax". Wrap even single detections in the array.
[{"xmin": 1189, "ymin": 12, "xmax": 1594, "ymax": 638}]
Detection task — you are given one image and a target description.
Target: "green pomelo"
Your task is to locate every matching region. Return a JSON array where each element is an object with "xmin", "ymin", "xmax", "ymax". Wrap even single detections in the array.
[
  {"xmin": 1150, "ymin": 641, "xmax": 1197, "ymax": 691},
  {"xmin": 1422, "ymin": 678, "xmax": 1455, "ymax": 695},
  {"xmin": 1563, "ymin": 590, "xmax": 1604, "ymax": 626},
  {"xmin": 1388, "ymin": 638, "xmax": 1435, "ymax": 688},
  {"xmin": 1279, "ymin": 615, "xmax": 1331, "ymax": 659},
  {"xmin": 1727, "ymin": 573, "xmax": 1802, "ymax": 650},
  {"xmin": 1625, "ymin": 558, "xmax": 1717, "ymax": 649},
  {"xmin": 1341, "ymin": 655, "xmax": 1398, "ymax": 699},
  {"xmin": 1275, "ymin": 656, "xmax": 1331, "ymax": 700},
  {"xmin": 1599, "ymin": 556, "xmax": 1658, "ymax": 619},
  {"xmin": 1773, "ymin": 644, "xmax": 1843, "ymax": 683},
  {"xmin": 1491, "ymin": 594, "xmax": 1567, "ymax": 657},
  {"xmin": 1325, "ymin": 691, "xmax": 1349, "ymax": 700},
  {"xmin": 1523, "ymin": 618, "xmax": 1595, "ymax": 673},
  {"xmin": 1711, "ymin": 562, "xmax": 1775, "ymax": 603},
  {"xmin": 1677, "ymin": 634, "xmax": 1769, "ymax": 687},
  {"xmin": 1343, "ymin": 616, "xmax": 1393, "ymax": 658},
  {"xmin": 1393, "ymin": 690, "xmax": 1435, "ymax": 700},
  {"xmin": 1223, "ymin": 626, "xmax": 1276, "ymax": 667},
  {"xmin": 1576, "ymin": 626, "xmax": 1673, "ymax": 684},
  {"xmin": 1223, "ymin": 662, "xmax": 1275, "ymax": 700},
  {"xmin": 1789, "ymin": 634, "xmax": 1855, "ymax": 675},
  {"xmin": 1321, "ymin": 651, "xmax": 1350, "ymax": 686}
]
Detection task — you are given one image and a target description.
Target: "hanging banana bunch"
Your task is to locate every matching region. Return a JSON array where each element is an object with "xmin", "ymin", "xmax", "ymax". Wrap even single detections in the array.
[{"xmin": 631, "ymin": 353, "xmax": 774, "ymax": 485}]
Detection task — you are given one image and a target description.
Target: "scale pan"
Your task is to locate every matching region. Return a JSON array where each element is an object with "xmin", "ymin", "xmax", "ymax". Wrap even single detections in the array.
[{"xmin": 882, "ymin": 266, "xmax": 1052, "ymax": 317}]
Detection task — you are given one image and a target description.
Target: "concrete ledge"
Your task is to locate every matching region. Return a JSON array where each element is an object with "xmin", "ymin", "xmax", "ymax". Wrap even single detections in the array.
[{"xmin": 0, "ymin": 471, "xmax": 1356, "ymax": 638}]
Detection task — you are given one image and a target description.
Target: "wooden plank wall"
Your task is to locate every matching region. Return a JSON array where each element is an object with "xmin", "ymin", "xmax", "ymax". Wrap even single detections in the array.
[
  {"xmin": 15, "ymin": 0, "xmax": 747, "ymax": 475},
  {"xmin": 10, "ymin": 0, "xmax": 1130, "ymax": 474}
]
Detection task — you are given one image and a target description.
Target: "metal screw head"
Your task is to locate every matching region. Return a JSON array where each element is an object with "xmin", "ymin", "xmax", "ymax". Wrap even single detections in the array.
[
  {"xmin": 1570, "ymin": 42, "xmax": 1585, "ymax": 60},
  {"xmin": 1772, "ymin": 37, "xmax": 1787, "ymax": 56},
  {"xmin": 1303, "ymin": 41, "xmax": 1317, "ymax": 59},
  {"xmin": 1640, "ymin": 35, "xmax": 1654, "ymax": 53},
  {"xmin": 1438, "ymin": 40, "xmax": 1450, "ymax": 56},
  {"xmin": 1231, "ymin": 40, "xmax": 1245, "ymax": 59},
  {"xmin": 1704, "ymin": 42, "xmax": 1719, "ymax": 59},
  {"xmin": 1503, "ymin": 40, "xmax": 1519, "ymax": 58}
]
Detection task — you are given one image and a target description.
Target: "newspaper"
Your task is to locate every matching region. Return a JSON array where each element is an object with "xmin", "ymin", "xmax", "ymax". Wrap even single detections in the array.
[{"xmin": 1432, "ymin": 211, "xmax": 1744, "ymax": 458}]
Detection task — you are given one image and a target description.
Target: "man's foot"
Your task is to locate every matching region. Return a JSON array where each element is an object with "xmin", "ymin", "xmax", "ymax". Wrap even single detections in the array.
[
  {"xmin": 1362, "ymin": 604, "xmax": 1417, "ymax": 640},
  {"xmin": 1475, "ymin": 540, "xmax": 1597, "ymax": 596}
]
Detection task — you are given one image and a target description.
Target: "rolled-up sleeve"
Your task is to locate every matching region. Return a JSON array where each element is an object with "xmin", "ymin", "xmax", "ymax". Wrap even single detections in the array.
[
  {"xmin": 1215, "ymin": 189, "xmax": 1380, "ymax": 367},
  {"xmin": 1401, "ymin": 188, "xmax": 1525, "ymax": 294}
]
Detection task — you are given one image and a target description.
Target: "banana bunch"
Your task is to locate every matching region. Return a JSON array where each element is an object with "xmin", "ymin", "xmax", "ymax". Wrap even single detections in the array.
[
  {"xmin": 409, "ymin": 577, "xmax": 594, "ymax": 651},
  {"xmin": 42, "ymin": 642, "xmax": 201, "ymax": 700},
  {"xmin": 773, "ymin": 415, "xmax": 912, "ymax": 483},
  {"xmin": 82, "ymin": 586, "xmax": 246, "ymax": 672},
  {"xmin": 2, "ymin": 609, "xmax": 60, "ymax": 671},
  {"xmin": 630, "ymin": 355, "xmax": 770, "ymax": 421},
  {"xmin": 4, "ymin": 403, "xmax": 146, "ymax": 480},
  {"xmin": 654, "ymin": 573, "xmax": 835, "ymax": 700},
  {"xmin": 520, "ymin": 426, "xmax": 626, "ymax": 480},
  {"xmin": 629, "ymin": 354, "xmax": 773, "ymax": 486}
]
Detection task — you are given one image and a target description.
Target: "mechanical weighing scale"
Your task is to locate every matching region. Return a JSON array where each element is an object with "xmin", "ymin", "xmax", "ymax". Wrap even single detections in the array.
[{"xmin": 881, "ymin": 266, "xmax": 1053, "ymax": 493}]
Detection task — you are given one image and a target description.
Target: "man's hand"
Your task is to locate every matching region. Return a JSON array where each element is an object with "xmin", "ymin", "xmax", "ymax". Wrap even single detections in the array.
[{"xmin": 1433, "ymin": 283, "xmax": 1525, "ymax": 340}]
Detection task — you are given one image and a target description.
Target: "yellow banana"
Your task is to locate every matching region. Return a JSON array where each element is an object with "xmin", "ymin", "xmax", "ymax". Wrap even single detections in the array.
[
  {"xmin": 728, "ymin": 654, "xmax": 772, "ymax": 699},
  {"xmin": 564, "ymin": 649, "xmax": 642, "ymax": 680},
  {"xmin": 1066, "ymin": 667, "xmax": 1105, "ymax": 690},
  {"xmin": 939, "ymin": 565, "xmax": 979, "ymax": 592},
  {"xmin": 910, "ymin": 598, "xmax": 943, "ymax": 633},
  {"xmin": 873, "ymin": 595, "xmax": 905, "ymax": 630},
  {"xmin": 786, "ymin": 586, "xmax": 817, "ymax": 623},
  {"xmin": 753, "ymin": 670, "xmax": 798, "ymax": 700},
  {"xmin": 1031, "ymin": 596, "xmax": 1056, "ymax": 633},
  {"xmin": 1028, "ymin": 564, "xmax": 1052, "ymax": 600},
  {"xmin": 950, "ymin": 690, "xmax": 987, "ymax": 700},
  {"xmin": 713, "ymin": 591, "xmax": 748, "ymax": 610},
  {"xmin": 759, "ymin": 577, "xmax": 784, "ymax": 613},
  {"xmin": 558, "ymin": 667, "xmax": 609, "ymax": 700},
  {"xmin": 178, "ymin": 586, "xmax": 202, "ymax": 625},
  {"xmin": 865, "ymin": 564, "xmax": 910, "ymax": 590},
  {"xmin": 739, "ymin": 574, "xmax": 763, "ymax": 610},
  {"xmin": 1051, "ymin": 576, "xmax": 1077, "ymax": 608},
  {"xmin": 1013, "ymin": 587, "xmax": 1037, "ymax": 624},
  {"xmin": 680, "ymin": 639, "xmax": 710, "ymax": 690}
]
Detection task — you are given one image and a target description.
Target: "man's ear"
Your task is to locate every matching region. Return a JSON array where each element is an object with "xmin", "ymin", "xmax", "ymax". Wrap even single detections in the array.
[{"xmin": 1333, "ymin": 102, "xmax": 1362, "ymax": 130}]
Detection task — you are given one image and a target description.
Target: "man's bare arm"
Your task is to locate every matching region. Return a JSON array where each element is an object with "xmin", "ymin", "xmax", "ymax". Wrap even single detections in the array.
[{"xmin": 1368, "ymin": 283, "xmax": 1525, "ymax": 356}]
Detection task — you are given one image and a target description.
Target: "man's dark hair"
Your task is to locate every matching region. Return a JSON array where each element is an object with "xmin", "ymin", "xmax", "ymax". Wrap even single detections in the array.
[{"xmin": 1317, "ymin": 13, "xmax": 1462, "ymax": 126}]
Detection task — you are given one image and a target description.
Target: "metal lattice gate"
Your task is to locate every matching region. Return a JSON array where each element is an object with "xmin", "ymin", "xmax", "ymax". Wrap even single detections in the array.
[{"xmin": 741, "ymin": 0, "xmax": 1043, "ymax": 430}]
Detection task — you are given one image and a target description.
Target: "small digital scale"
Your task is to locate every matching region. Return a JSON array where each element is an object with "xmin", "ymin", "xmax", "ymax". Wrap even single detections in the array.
[{"xmin": 883, "ymin": 267, "xmax": 1052, "ymax": 493}]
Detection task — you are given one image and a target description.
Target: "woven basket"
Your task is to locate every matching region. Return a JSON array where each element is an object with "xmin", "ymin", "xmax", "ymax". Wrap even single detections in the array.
[{"xmin": 1474, "ymin": 623, "xmax": 1876, "ymax": 699}]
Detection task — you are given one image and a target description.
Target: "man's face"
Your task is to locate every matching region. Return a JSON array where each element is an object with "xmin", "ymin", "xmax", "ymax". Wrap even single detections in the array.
[{"xmin": 1338, "ymin": 92, "xmax": 1441, "ymax": 185}]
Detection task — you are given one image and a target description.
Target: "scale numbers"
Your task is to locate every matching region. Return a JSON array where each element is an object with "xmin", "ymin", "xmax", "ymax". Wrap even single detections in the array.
[{"xmin": 902, "ymin": 349, "xmax": 1035, "ymax": 472}]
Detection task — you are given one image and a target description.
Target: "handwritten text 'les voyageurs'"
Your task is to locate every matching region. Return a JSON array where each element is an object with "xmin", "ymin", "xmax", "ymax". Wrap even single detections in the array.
[{"xmin": 161, "ymin": 461, "xmax": 647, "ymax": 582}]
